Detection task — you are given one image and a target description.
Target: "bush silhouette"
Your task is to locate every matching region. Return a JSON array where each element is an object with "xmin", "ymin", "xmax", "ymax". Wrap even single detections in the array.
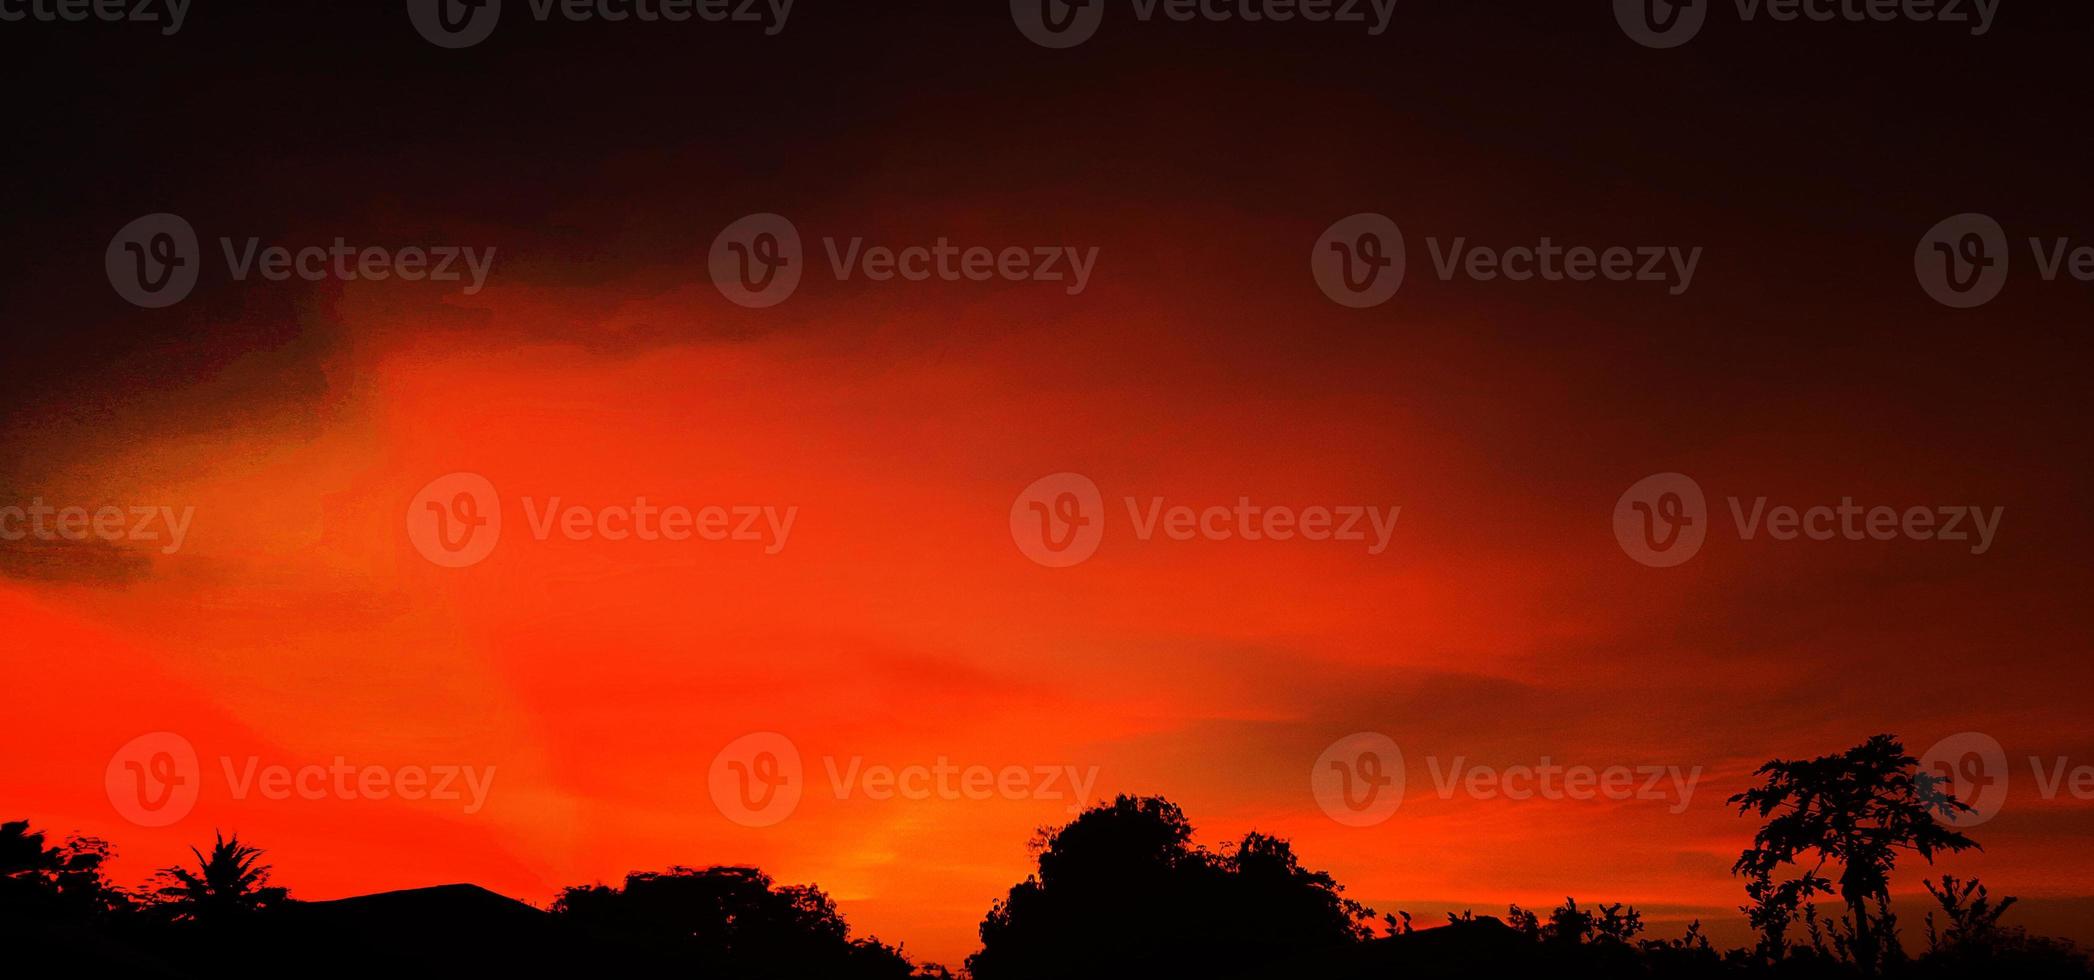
[
  {"xmin": 1, "ymin": 820, "xmax": 128, "ymax": 922},
  {"xmin": 967, "ymin": 794, "xmax": 1375, "ymax": 979},
  {"xmin": 552, "ymin": 865, "xmax": 922, "ymax": 978},
  {"xmin": 1912, "ymin": 875, "xmax": 2093, "ymax": 979}
]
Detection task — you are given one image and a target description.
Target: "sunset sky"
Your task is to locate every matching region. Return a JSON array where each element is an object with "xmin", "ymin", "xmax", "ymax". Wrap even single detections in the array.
[{"xmin": 4, "ymin": 3, "xmax": 2091, "ymax": 969}]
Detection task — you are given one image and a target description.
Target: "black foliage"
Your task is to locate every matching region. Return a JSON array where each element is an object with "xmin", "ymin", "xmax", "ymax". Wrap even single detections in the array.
[
  {"xmin": 4, "ymin": 737, "xmax": 2090, "ymax": 979},
  {"xmin": 967, "ymin": 795, "xmax": 1375, "ymax": 979}
]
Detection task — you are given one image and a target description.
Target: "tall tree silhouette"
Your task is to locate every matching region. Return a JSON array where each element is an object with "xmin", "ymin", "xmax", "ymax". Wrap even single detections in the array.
[
  {"xmin": 154, "ymin": 832, "xmax": 287, "ymax": 923},
  {"xmin": 1730, "ymin": 735, "xmax": 1978, "ymax": 973},
  {"xmin": 968, "ymin": 795, "xmax": 1373, "ymax": 980}
]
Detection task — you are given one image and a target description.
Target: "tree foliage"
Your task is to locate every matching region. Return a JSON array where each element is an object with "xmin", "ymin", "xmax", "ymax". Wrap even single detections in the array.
[
  {"xmin": 968, "ymin": 795, "xmax": 1375, "ymax": 980},
  {"xmin": 1730, "ymin": 734, "xmax": 1979, "ymax": 971},
  {"xmin": 153, "ymin": 831, "xmax": 287, "ymax": 922}
]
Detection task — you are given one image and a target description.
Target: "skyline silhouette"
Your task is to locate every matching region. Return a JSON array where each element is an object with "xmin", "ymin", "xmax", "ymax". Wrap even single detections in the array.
[{"xmin": 10, "ymin": 736, "xmax": 2090, "ymax": 976}]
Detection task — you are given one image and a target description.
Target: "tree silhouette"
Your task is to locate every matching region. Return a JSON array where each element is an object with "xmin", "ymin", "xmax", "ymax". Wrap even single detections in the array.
[
  {"xmin": 1730, "ymin": 735, "xmax": 1979, "ymax": 973},
  {"xmin": 1545, "ymin": 896, "xmax": 1595, "ymax": 945},
  {"xmin": 1, "ymin": 821, "xmax": 127, "ymax": 921},
  {"xmin": 968, "ymin": 795, "xmax": 1374, "ymax": 980},
  {"xmin": 6, "ymin": 754, "xmax": 2091, "ymax": 980},
  {"xmin": 2, "ymin": 820, "xmax": 68, "ymax": 913},
  {"xmin": 550, "ymin": 864, "xmax": 922, "ymax": 977},
  {"xmin": 1592, "ymin": 901, "xmax": 1644, "ymax": 946},
  {"xmin": 154, "ymin": 832, "xmax": 287, "ymax": 923}
]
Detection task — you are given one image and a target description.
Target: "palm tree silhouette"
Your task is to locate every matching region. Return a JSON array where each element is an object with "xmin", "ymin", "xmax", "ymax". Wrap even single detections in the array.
[{"xmin": 155, "ymin": 831, "xmax": 287, "ymax": 922}]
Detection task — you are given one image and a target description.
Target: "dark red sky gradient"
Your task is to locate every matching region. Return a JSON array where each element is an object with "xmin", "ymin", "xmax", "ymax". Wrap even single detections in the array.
[{"xmin": 3, "ymin": 3, "xmax": 2092, "ymax": 967}]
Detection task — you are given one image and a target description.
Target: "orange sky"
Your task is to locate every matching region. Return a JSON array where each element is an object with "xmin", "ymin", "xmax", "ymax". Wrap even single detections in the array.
[
  {"xmin": 5, "ymin": 10, "xmax": 2094, "ymax": 967},
  {"xmin": 5, "ymin": 199, "xmax": 2093, "ymax": 967}
]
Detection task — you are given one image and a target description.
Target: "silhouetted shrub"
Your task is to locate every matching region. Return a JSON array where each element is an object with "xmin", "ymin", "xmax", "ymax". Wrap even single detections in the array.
[
  {"xmin": 967, "ymin": 795, "xmax": 1375, "ymax": 980},
  {"xmin": 551, "ymin": 864, "xmax": 921, "ymax": 978}
]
